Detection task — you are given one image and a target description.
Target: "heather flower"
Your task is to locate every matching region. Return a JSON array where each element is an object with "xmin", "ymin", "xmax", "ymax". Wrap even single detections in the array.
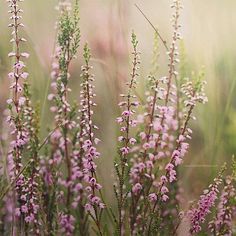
[
  {"xmin": 40, "ymin": 1, "xmax": 81, "ymax": 233},
  {"xmin": 149, "ymin": 193, "xmax": 157, "ymax": 202},
  {"xmin": 74, "ymin": 43, "xmax": 104, "ymax": 234},
  {"xmin": 114, "ymin": 32, "xmax": 140, "ymax": 234},
  {"xmin": 7, "ymin": 0, "xmax": 30, "ymax": 179},
  {"xmin": 59, "ymin": 213, "xmax": 75, "ymax": 236},
  {"xmin": 188, "ymin": 174, "xmax": 224, "ymax": 234},
  {"xmin": 5, "ymin": 1, "xmax": 37, "ymax": 229},
  {"xmin": 132, "ymin": 183, "xmax": 142, "ymax": 195},
  {"xmin": 4, "ymin": 1, "xmax": 42, "ymax": 234},
  {"xmin": 208, "ymin": 176, "xmax": 236, "ymax": 235}
]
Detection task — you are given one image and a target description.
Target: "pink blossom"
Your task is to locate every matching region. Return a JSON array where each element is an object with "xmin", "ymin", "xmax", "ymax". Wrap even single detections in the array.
[
  {"xmin": 174, "ymin": 156, "xmax": 182, "ymax": 166},
  {"xmin": 162, "ymin": 194, "xmax": 169, "ymax": 202},
  {"xmin": 118, "ymin": 136, "xmax": 124, "ymax": 142},
  {"xmin": 21, "ymin": 52, "xmax": 30, "ymax": 58},
  {"xmin": 19, "ymin": 96, "xmax": 26, "ymax": 106},
  {"xmin": 161, "ymin": 175, "xmax": 168, "ymax": 183},
  {"xmin": 8, "ymin": 72, "xmax": 15, "ymax": 79},
  {"xmin": 120, "ymin": 147, "xmax": 130, "ymax": 155},
  {"xmin": 122, "ymin": 110, "xmax": 132, "ymax": 117},
  {"xmin": 132, "ymin": 183, "xmax": 142, "ymax": 195},
  {"xmin": 59, "ymin": 213, "xmax": 75, "ymax": 235},
  {"xmin": 140, "ymin": 132, "xmax": 146, "ymax": 140},
  {"xmin": 143, "ymin": 142, "xmax": 150, "ymax": 150},
  {"xmin": 188, "ymin": 178, "xmax": 222, "ymax": 234},
  {"xmin": 84, "ymin": 203, "xmax": 92, "ymax": 212},
  {"xmin": 165, "ymin": 163, "xmax": 174, "ymax": 171},
  {"xmin": 8, "ymin": 52, "xmax": 15, "ymax": 57},
  {"xmin": 15, "ymin": 208, "xmax": 21, "ymax": 217},
  {"xmin": 20, "ymin": 72, "xmax": 29, "ymax": 79},
  {"xmin": 161, "ymin": 186, "xmax": 169, "ymax": 194},
  {"xmin": 116, "ymin": 117, "xmax": 123, "ymax": 123},
  {"xmin": 149, "ymin": 193, "xmax": 157, "ymax": 202},
  {"xmin": 153, "ymin": 121, "xmax": 162, "ymax": 132},
  {"xmin": 14, "ymin": 61, "xmax": 25, "ymax": 70},
  {"xmin": 129, "ymin": 138, "xmax": 137, "ymax": 145}
]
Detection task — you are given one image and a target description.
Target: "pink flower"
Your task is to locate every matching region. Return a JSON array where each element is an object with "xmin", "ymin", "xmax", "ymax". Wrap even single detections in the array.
[
  {"xmin": 20, "ymin": 72, "xmax": 29, "ymax": 79},
  {"xmin": 25, "ymin": 215, "xmax": 34, "ymax": 223},
  {"xmin": 174, "ymin": 156, "xmax": 182, "ymax": 166},
  {"xmin": 82, "ymin": 140, "xmax": 92, "ymax": 151},
  {"xmin": 84, "ymin": 203, "xmax": 92, "ymax": 212},
  {"xmin": 6, "ymin": 99, "xmax": 13, "ymax": 104},
  {"xmin": 91, "ymin": 196, "xmax": 101, "ymax": 205},
  {"xmin": 48, "ymin": 94, "xmax": 54, "ymax": 101},
  {"xmin": 21, "ymin": 205, "xmax": 28, "ymax": 213},
  {"xmin": 157, "ymin": 151, "xmax": 165, "ymax": 159},
  {"xmin": 161, "ymin": 186, "xmax": 169, "ymax": 194},
  {"xmin": 162, "ymin": 194, "xmax": 169, "ymax": 202},
  {"xmin": 139, "ymin": 132, "xmax": 146, "ymax": 140},
  {"xmin": 8, "ymin": 72, "xmax": 15, "ymax": 79},
  {"xmin": 120, "ymin": 147, "xmax": 130, "ymax": 155},
  {"xmin": 178, "ymin": 134, "xmax": 185, "ymax": 142},
  {"xmin": 165, "ymin": 163, "xmax": 174, "ymax": 171},
  {"xmin": 15, "ymin": 208, "xmax": 21, "ymax": 217},
  {"xmin": 132, "ymin": 183, "xmax": 142, "ymax": 195},
  {"xmin": 188, "ymin": 178, "xmax": 222, "ymax": 234},
  {"xmin": 118, "ymin": 136, "xmax": 124, "ymax": 142},
  {"xmin": 99, "ymin": 203, "xmax": 106, "ymax": 209},
  {"xmin": 8, "ymin": 52, "xmax": 15, "ymax": 57},
  {"xmin": 169, "ymin": 169, "xmax": 177, "ymax": 182},
  {"xmin": 143, "ymin": 142, "xmax": 150, "ymax": 150},
  {"xmin": 116, "ymin": 117, "xmax": 123, "ymax": 123},
  {"xmin": 19, "ymin": 96, "xmax": 26, "ymax": 106},
  {"xmin": 14, "ymin": 61, "xmax": 25, "ymax": 70},
  {"xmin": 94, "ymin": 138, "xmax": 101, "ymax": 145},
  {"xmin": 59, "ymin": 213, "xmax": 75, "ymax": 235},
  {"xmin": 129, "ymin": 138, "xmax": 136, "ymax": 145},
  {"xmin": 146, "ymin": 160, "xmax": 153, "ymax": 169},
  {"xmin": 21, "ymin": 52, "xmax": 30, "ymax": 58},
  {"xmin": 122, "ymin": 110, "xmax": 132, "ymax": 117},
  {"xmin": 161, "ymin": 175, "xmax": 168, "ymax": 183},
  {"xmin": 149, "ymin": 193, "xmax": 157, "ymax": 202},
  {"xmin": 153, "ymin": 121, "xmax": 162, "ymax": 132}
]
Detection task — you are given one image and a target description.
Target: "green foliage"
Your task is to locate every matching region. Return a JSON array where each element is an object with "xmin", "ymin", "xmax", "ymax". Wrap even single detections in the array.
[
  {"xmin": 83, "ymin": 43, "xmax": 91, "ymax": 66},
  {"xmin": 58, "ymin": 2, "xmax": 80, "ymax": 86},
  {"xmin": 131, "ymin": 31, "xmax": 138, "ymax": 49}
]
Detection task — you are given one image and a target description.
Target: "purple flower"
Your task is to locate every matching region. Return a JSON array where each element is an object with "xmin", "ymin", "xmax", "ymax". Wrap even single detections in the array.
[
  {"xmin": 59, "ymin": 213, "xmax": 75, "ymax": 235},
  {"xmin": 149, "ymin": 193, "xmax": 158, "ymax": 202},
  {"xmin": 132, "ymin": 183, "xmax": 142, "ymax": 195},
  {"xmin": 188, "ymin": 177, "xmax": 222, "ymax": 234}
]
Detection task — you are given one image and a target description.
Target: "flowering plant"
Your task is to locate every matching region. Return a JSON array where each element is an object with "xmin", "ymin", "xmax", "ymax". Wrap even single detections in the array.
[{"xmin": 0, "ymin": 0, "xmax": 235, "ymax": 235}]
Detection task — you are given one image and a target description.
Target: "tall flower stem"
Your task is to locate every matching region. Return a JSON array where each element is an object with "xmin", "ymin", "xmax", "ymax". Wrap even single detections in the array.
[
  {"xmin": 115, "ymin": 32, "xmax": 140, "ymax": 235},
  {"xmin": 7, "ymin": 0, "xmax": 31, "ymax": 232}
]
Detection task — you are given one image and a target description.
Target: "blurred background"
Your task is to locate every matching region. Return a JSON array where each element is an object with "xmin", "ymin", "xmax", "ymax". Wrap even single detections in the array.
[{"xmin": 1, "ymin": 0, "xmax": 236, "ymax": 202}]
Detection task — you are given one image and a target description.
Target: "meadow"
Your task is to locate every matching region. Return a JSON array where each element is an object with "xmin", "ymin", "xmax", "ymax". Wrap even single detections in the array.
[{"xmin": 0, "ymin": 0, "xmax": 235, "ymax": 235}]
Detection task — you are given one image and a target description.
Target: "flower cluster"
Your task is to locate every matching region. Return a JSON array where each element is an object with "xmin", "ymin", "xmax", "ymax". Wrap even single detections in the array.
[
  {"xmin": 157, "ymin": 78, "xmax": 208, "ymax": 200},
  {"xmin": 78, "ymin": 44, "xmax": 104, "ymax": 213},
  {"xmin": 115, "ymin": 31, "xmax": 140, "ymax": 234},
  {"xmin": 43, "ymin": 1, "xmax": 81, "ymax": 234},
  {"xmin": 209, "ymin": 176, "xmax": 236, "ymax": 235},
  {"xmin": 59, "ymin": 213, "xmax": 75, "ymax": 236},
  {"xmin": 126, "ymin": 1, "xmax": 184, "ymax": 234},
  {"xmin": 5, "ymin": 1, "xmax": 42, "ymax": 234},
  {"xmin": 188, "ymin": 173, "xmax": 223, "ymax": 234},
  {"xmin": 6, "ymin": 0, "xmax": 30, "ymax": 180}
]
